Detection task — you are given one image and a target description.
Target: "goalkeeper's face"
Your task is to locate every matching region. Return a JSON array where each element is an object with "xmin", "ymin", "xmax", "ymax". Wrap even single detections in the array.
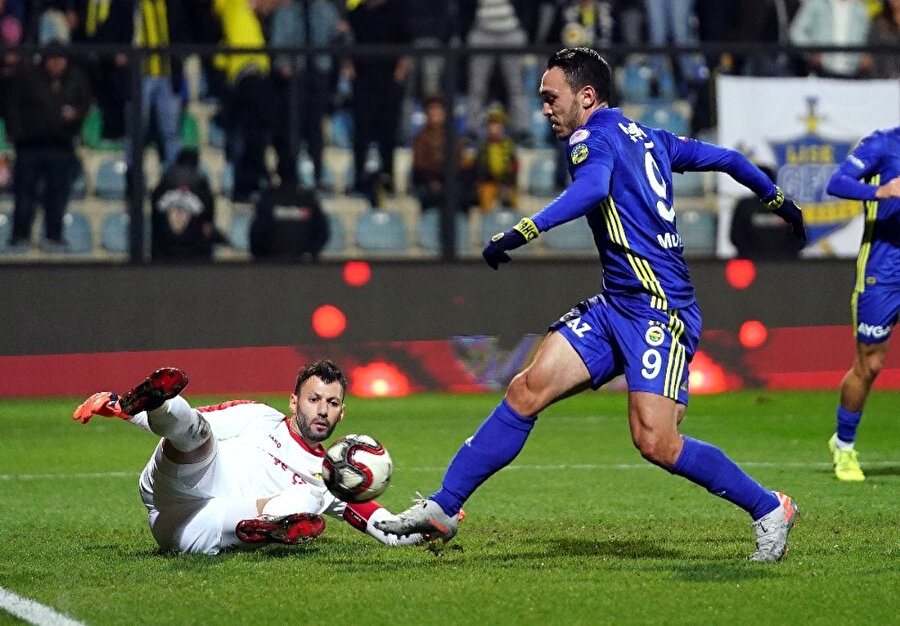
[
  {"xmin": 539, "ymin": 67, "xmax": 583, "ymax": 140},
  {"xmin": 289, "ymin": 375, "xmax": 345, "ymax": 444}
]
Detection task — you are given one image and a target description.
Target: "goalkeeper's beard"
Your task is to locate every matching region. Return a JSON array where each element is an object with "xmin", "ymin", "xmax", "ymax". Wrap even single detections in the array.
[{"xmin": 292, "ymin": 410, "xmax": 338, "ymax": 443}]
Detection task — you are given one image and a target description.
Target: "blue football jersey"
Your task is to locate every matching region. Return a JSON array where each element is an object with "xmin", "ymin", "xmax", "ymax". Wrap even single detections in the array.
[{"xmin": 835, "ymin": 127, "xmax": 900, "ymax": 288}]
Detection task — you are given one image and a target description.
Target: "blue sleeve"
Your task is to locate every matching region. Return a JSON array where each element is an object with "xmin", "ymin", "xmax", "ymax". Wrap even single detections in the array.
[
  {"xmin": 661, "ymin": 133, "xmax": 778, "ymax": 200},
  {"xmin": 532, "ymin": 162, "xmax": 611, "ymax": 232},
  {"xmin": 825, "ymin": 133, "xmax": 883, "ymax": 201}
]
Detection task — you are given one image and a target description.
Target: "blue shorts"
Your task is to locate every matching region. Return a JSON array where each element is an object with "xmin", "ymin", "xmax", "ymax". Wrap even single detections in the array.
[
  {"xmin": 549, "ymin": 294, "xmax": 702, "ymax": 405},
  {"xmin": 853, "ymin": 285, "xmax": 899, "ymax": 344}
]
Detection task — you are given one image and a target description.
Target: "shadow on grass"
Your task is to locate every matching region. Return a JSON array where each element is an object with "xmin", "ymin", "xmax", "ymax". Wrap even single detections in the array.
[
  {"xmin": 540, "ymin": 536, "xmax": 683, "ymax": 560},
  {"xmin": 863, "ymin": 464, "xmax": 900, "ymax": 477}
]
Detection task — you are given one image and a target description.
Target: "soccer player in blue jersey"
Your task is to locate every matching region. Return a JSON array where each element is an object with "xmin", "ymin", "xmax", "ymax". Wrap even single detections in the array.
[
  {"xmin": 377, "ymin": 48, "xmax": 807, "ymax": 561},
  {"xmin": 824, "ymin": 127, "xmax": 900, "ymax": 482}
]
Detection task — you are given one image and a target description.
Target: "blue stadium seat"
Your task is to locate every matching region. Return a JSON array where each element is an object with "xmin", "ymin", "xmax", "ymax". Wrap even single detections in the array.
[
  {"xmin": 297, "ymin": 151, "xmax": 316, "ymax": 189},
  {"xmin": 40, "ymin": 211, "xmax": 93, "ymax": 253},
  {"xmin": 330, "ymin": 109, "xmax": 353, "ymax": 149},
  {"xmin": 94, "ymin": 157, "xmax": 128, "ymax": 200},
  {"xmin": 541, "ymin": 217, "xmax": 596, "ymax": 252},
  {"xmin": 527, "ymin": 158, "xmax": 558, "ymax": 197},
  {"xmin": 228, "ymin": 210, "xmax": 252, "ymax": 252},
  {"xmin": 70, "ymin": 164, "xmax": 87, "ymax": 200},
  {"xmin": 621, "ymin": 58, "xmax": 677, "ymax": 104},
  {"xmin": 417, "ymin": 209, "xmax": 470, "ymax": 253},
  {"xmin": 355, "ymin": 211, "xmax": 408, "ymax": 252},
  {"xmin": 0, "ymin": 212, "xmax": 10, "ymax": 251},
  {"xmin": 322, "ymin": 212, "xmax": 345, "ymax": 253},
  {"xmin": 639, "ymin": 105, "xmax": 690, "ymax": 137},
  {"xmin": 677, "ymin": 209, "xmax": 716, "ymax": 256},
  {"xmin": 673, "ymin": 170, "xmax": 706, "ymax": 198},
  {"xmin": 530, "ymin": 102, "xmax": 552, "ymax": 149},
  {"xmin": 101, "ymin": 212, "xmax": 130, "ymax": 253},
  {"xmin": 220, "ymin": 163, "xmax": 234, "ymax": 199}
]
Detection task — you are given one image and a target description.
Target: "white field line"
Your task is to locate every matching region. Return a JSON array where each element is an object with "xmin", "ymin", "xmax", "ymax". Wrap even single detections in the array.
[
  {"xmin": 1, "ymin": 459, "xmax": 896, "ymax": 482},
  {"xmin": 0, "ymin": 587, "xmax": 85, "ymax": 626}
]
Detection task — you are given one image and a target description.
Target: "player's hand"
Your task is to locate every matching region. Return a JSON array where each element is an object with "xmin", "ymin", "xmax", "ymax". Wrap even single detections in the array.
[
  {"xmin": 73, "ymin": 392, "xmax": 128, "ymax": 424},
  {"xmin": 481, "ymin": 217, "xmax": 539, "ymax": 270},
  {"xmin": 765, "ymin": 187, "xmax": 807, "ymax": 244}
]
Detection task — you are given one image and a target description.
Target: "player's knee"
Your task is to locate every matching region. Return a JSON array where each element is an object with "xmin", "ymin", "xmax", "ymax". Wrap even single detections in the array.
[
  {"xmin": 855, "ymin": 352, "xmax": 885, "ymax": 382},
  {"xmin": 632, "ymin": 432, "xmax": 678, "ymax": 467},
  {"xmin": 505, "ymin": 372, "xmax": 544, "ymax": 416}
]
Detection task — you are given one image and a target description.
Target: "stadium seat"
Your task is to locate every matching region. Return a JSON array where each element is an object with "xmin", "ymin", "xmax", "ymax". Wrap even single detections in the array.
[
  {"xmin": 220, "ymin": 163, "xmax": 234, "ymax": 199},
  {"xmin": 228, "ymin": 209, "xmax": 253, "ymax": 253},
  {"xmin": 297, "ymin": 151, "xmax": 316, "ymax": 189},
  {"xmin": 639, "ymin": 105, "xmax": 690, "ymax": 137},
  {"xmin": 94, "ymin": 157, "xmax": 128, "ymax": 200},
  {"xmin": 70, "ymin": 164, "xmax": 88, "ymax": 200},
  {"xmin": 541, "ymin": 217, "xmax": 596, "ymax": 252},
  {"xmin": 40, "ymin": 211, "xmax": 92, "ymax": 253},
  {"xmin": 330, "ymin": 109, "xmax": 353, "ymax": 149},
  {"xmin": 673, "ymin": 170, "xmax": 706, "ymax": 198},
  {"xmin": 0, "ymin": 212, "xmax": 10, "ymax": 251},
  {"xmin": 527, "ymin": 158, "xmax": 558, "ymax": 197},
  {"xmin": 179, "ymin": 112, "xmax": 201, "ymax": 150},
  {"xmin": 620, "ymin": 58, "xmax": 676, "ymax": 105},
  {"xmin": 322, "ymin": 212, "xmax": 345, "ymax": 253},
  {"xmin": 530, "ymin": 102, "xmax": 552, "ymax": 149},
  {"xmin": 101, "ymin": 212, "xmax": 130, "ymax": 253},
  {"xmin": 355, "ymin": 210, "xmax": 408, "ymax": 252},
  {"xmin": 480, "ymin": 209, "xmax": 534, "ymax": 255},
  {"xmin": 81, "ymin": 108, "xmax": 125, "ymax": 152},
  {"xmin": 677, "ymin": 208, "xmax": 716, "ymax": 256},
  {"xmin": 417, "ymin": 209, "xmax": 470, "ymax": 253}
]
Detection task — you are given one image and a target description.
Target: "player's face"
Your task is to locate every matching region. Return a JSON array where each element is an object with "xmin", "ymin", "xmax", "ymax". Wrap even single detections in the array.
[
  {"xmin": 290, "ymin": 376, "xmax": 345, "ymax": 444},
  {"xmin": 540, "ymin": 67, "xmax": 582, "ymax": 140}
]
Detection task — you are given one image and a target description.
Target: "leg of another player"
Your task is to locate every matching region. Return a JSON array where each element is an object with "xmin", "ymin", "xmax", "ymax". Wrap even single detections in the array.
[
  {"xmin": 429, "ymin": 331, "xmax": 592, "ymax": 516},
  {"xmin": 835, "ymin": 338, "xmax": 889, "ymax": 442},
  {"xmin": 628, "ymin": 391, "xmax": 780, "ymax": 521}
]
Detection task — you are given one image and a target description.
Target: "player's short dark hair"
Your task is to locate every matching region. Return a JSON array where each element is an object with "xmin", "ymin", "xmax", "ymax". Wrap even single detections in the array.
[
  {"xmin": 547, "ymin": 47, "xmax": 611, "ymax": 104},
  {"xmin": 295, "ymin": 359, "xmax": 348, "ymax": 397}
]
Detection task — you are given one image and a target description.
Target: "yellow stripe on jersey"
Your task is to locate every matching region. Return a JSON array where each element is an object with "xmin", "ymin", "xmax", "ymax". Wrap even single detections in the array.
[
  {"xmin": 850, "ymin": 290, "xmax": 859, "ymax": 338},
  {"xmin": 663, "ymin": 313, "xmax": 687, "ymax": 399},
  {"xmin": 854, "ymin": 173, "xmax": 880, "ymax": 293},
  {"xmin": 603, "ymin": 197, "xmax": 669, "ymax": 310}
]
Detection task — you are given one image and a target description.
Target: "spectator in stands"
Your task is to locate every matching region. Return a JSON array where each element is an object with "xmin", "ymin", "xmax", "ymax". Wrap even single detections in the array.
[
  {"xmin": 474, "ymin": 105, "xmax": 519, "ymax": 212},
  {"xmin": 269, "ymin": 0, "xmax": 348, "ymax": 190},
  {"xmin": 790, "ymin": 0, "xmax": 872, "ymax": 78},
  {"xmin": 250, "ymin": 181, "xmax": 329, "ymax": 263},
  {"xmin": 150, "ymin": 148, "xmax": 223, "ymax": 261},
  {"xmin": 402, "ymin": 0, "xmax": 451, "ymax": 134},
  {"xmin": 7, "ymin": 46, "xmax": 90, "ymax": 252},
  {"xmin": 729, "ymin": 165, "xmax": 803, "ymax": 259},
  {"xmin": 0, "ymin": 0, "xmax": 25, "ymax": 121},
  {"xmin": 411, "ymin": 93, "xmax": 475, "ymax": 214},
  {"xmin": 459, "ymin": 0, "xmax": 535, "ymax": 144},
  {"xmin": 75, "ymin": 0, "xmax": 135, "ymax": 142},
  {"xmin": 867, "ymin": 0, "xmax": 900, "ymax": 78},
  {"xmin": 540, "ymin": 0, "xmax": 615, "ymax": 49},
  {"xmin": 213, "ymin": 0, "xmax": 272, "ymax": 203},
  {"xmin": 344, "ymin": 0, "xmax": 410, "ymax": 204},
  {"xmin": 642, "ymin": 0, "xmax": 708, "ymax": 83}
]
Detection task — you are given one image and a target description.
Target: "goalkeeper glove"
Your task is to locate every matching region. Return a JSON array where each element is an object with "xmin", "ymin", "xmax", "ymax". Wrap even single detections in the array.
[
  {"xmin": 73, "ymin": 391, "xmax": 128, "ymax": 424},
  {"xmin": 765, "ymin": 187, "xmax": 807, "ymax": 244},
  {"xmin": 481, "ymin": 217, "xmax": 539, "ymax": 270}
]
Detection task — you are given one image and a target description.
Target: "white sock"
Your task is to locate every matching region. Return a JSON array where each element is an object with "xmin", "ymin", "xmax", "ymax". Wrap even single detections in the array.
[
  {"xmin": 262, "ymin": 485, "xmax": 325, "ymax": 517},
  {"xmin": 834, "ymin": 437, "xmax": 854, "ymax": 451},
  {"xmin": 147, "ymin": 396, "xmax": 211, "ymax": 453}
]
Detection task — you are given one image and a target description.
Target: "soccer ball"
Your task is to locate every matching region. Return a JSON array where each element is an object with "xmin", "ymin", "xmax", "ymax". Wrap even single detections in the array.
[{"xmin": 322, "ymin": 434, "xmax": 393, "ymax": 503}]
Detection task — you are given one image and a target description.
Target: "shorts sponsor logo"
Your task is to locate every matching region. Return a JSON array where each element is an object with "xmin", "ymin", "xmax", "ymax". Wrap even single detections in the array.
[
  {"xmin": 570, "ymin": 143, "xmax": 589, "ymax": 165},
  {"xmin": 645, "ymin": 326, "xmax": 665, "ymax": 346},
  {"xmin": 857, "ymin": 322, "xmax": 892, "ymax": 339},
  {"xmin": 566, "ymin": 316, "xmax": 592, "ymax": 338},
  {"xmin": 569, "ymin": 129, "xmax": 591, "ymax": 145}
]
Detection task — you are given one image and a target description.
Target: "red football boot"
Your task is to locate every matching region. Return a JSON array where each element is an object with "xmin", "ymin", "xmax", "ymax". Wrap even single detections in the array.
[
  {"xmin": 235, "ymin": 513, "xmax": 326, "ymax": 545},
  {"xmin": 119, "ymin": 367, "xmax": 189, "ymax": 416}
]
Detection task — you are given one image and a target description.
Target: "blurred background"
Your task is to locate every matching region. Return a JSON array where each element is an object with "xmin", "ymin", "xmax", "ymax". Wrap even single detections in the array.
[{"xmin": 0, "ymin": 0, "xmax": 897, "ymax": 397}]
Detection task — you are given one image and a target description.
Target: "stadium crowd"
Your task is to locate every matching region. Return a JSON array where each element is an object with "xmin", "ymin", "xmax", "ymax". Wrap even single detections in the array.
[{"xmin": 0, "ymin": 0, "xmax": 896, "ymax": 257}]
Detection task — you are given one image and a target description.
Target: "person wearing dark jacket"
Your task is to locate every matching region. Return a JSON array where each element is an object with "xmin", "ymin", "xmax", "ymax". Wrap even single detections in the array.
[
  {"xmin": 7, "ymin": 50, "xmax": 90, "ymax": 251},
  {"xmin": 151, "ymin": 149, "xmax": 222, "ymax": 260},
  {"xmin": 250, "ymin": 182, "xmax": 329, "ymax": 263}
]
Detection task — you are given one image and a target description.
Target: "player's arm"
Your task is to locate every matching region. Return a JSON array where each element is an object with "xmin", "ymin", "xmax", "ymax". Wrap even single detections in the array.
[
  {"xmin": 481, "ymin": 162, "xmax": 610, "ymax": 269},
  {"xmin": 826, "ymin": 134, "xmax": 900, "ymax": 201},
  {"xmin": 665, "ymin": 134, "xmax": 806, "ymax": 242}
]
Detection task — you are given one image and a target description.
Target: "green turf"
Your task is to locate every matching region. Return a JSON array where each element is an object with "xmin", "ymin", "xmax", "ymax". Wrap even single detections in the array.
[{"xmin": 1, "ymin": 391, "xmax": 898, "ymax": 625}]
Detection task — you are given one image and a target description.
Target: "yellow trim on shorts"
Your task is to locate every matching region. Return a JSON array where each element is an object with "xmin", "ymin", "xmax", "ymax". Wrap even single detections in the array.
[{"xmin": 663, "ymin": 312, "xmax": 687, "ymax": 399}]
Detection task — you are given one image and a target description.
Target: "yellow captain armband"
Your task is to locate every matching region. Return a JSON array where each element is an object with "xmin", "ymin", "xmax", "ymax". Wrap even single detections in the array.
[{"xmin": 512, "ymin": 217, "xmax": 540, "ymax": 241}]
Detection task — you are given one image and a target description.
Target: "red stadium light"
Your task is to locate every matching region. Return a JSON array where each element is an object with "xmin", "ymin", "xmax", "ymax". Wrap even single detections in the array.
[
  {"xmin": 725, "ymin": 259, "xmax": 756, "ymax": 290},
  {"xmin": 312, "ymin": 305, "xmax": 346, "ymax": 339},
  {"xmin": 343, "ymin": 261, "xmax": 371, "ymax": 287},
  {"xmin": 688, "ymin": 350, "xmax": 727, "ymax": 394},
  {"xmin": 350, "ymin": 361, "xmax": 411, "ymax": 398},
  {"xmin": 739, "ymin": 320, "xmax": 768, "ymax": 348}
]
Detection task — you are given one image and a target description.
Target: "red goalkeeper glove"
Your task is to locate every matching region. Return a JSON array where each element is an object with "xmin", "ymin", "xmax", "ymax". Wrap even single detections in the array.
[{"xmin": 73, "ymin": 392, "xmax": 128, "ymax": 424}]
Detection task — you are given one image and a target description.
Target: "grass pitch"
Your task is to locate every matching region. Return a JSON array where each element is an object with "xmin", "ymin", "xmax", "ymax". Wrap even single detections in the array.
[{"xmin": 1, "ymin": 391, "xmax": 898, "ymax": 625}]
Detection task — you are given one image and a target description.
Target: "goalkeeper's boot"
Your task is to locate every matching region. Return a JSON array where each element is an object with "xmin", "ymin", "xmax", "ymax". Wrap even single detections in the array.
[
  {"xmin": 235, "ymin": 513, "xmax": 325, "ymax": 545},
  {"xmin": 828, "ymin": 434, "xmax": 865, "ymax": 482},
  {"xmin": 119, "ymin": 367, "xmax": 189, "ymax": 416},
  {"xmin": 374, "ymin": 497, "xmax": 458, "ymax": 542},
  {"xmin": 749, "ymin": 492, "xmax": 798, "ymax": 562}
]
